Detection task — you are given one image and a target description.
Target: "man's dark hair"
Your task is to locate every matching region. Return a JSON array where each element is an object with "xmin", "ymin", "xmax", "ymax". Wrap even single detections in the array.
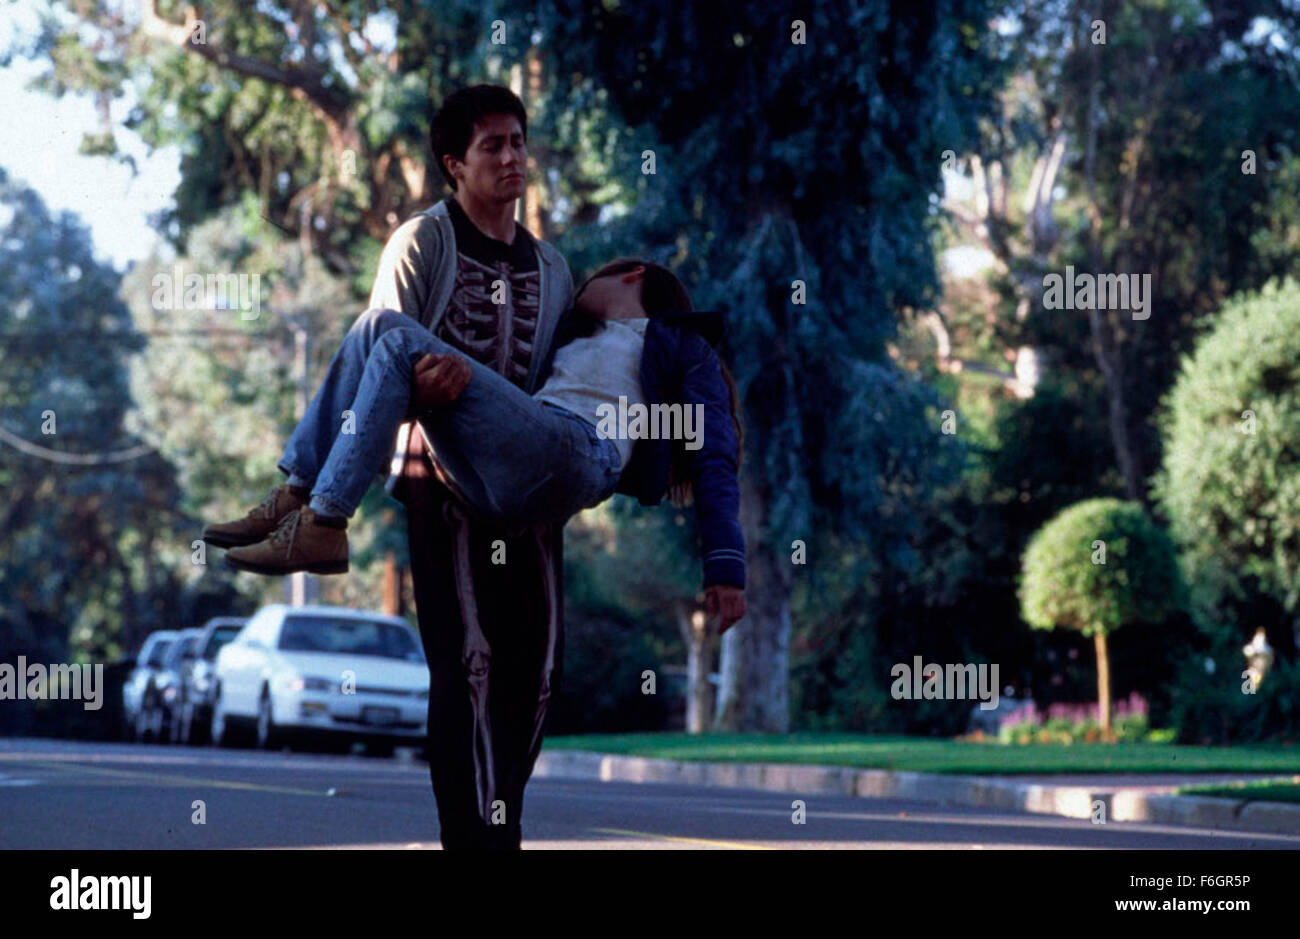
[{"xmin": 430, "ymin": 85, "xmax": 528, "ymax": 192}]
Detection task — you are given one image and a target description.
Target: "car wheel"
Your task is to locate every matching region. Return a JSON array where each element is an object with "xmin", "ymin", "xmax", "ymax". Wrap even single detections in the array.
[
  {"xmin": 256, "ymin": 691, "xmax": 283, "ymax": 751},
  {"xmin": 174, "ymin": 702, "xmax": 189, "ymax": 743},
  {"xmin": 136, "ymin": 703, "xmax": 155, "ymax": 743},
  {"xmin": 189, "ymin": 707, "xmax": 210, "ymax": 747}
]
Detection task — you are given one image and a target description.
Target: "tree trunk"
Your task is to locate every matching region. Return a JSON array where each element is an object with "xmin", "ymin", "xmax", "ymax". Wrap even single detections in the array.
[
  {"xmin": 1088, "ymin": 305, "xmax": 1145, "ymax": 504},
  {"xmin": 382, "ymin": 549, "xmax": 404, "ymax": 617},
  {"xmin": 714, "ymin": 472, "xmax": 792, "ymax": 732},
  {"xmin": 681, "ymin": 607, "xmax": 714, "ymax": 734},
  {"xmin": 1082, "ymin": 15, "xmax": 1146, "ymax": 506},
  {"xmin": 522, "ymin": 50, "xmax": 547, "ymax": 239},
  {"xmin": 1094, "ymin": 630, "xmax": 1112, "ymax": 740}
]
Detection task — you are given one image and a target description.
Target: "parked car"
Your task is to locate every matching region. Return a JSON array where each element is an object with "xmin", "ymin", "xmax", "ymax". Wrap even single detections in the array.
[
  {"xmin": 211, "ymin": 605, "xmax": 428, "ymax": 754},
  {"xmin": 137, "ymin": 628, "xmax": 203, "ymax": 743},
  {"xmin": 122, "ymin": 630, "xmax": 178, "ymax": 741},
  {"xmin": 175, "ymin": 617, "xmax": 246, "ymax": 745}
]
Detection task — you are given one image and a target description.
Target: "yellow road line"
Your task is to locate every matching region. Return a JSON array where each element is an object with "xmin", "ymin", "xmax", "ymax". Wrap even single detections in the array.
[
  {"xmin": 15, "ymin": 760, "xmax": 328, "ymax": 798},
  {"xmin": 589, "ymin": 827, "xmax": 772, "ymax": 850}
]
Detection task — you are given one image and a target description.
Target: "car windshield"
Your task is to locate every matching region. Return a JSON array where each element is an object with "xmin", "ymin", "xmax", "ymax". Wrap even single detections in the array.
[
  {"xmin": 203, "ymin": 626, "xmax": 241, "ymax": 661},
  {"xmin": 277, "ymin": 617, "xmax": 424, "ymax": 663},
  {"xmin": 144, "ymin": 639, "xmax": 173, "ymax": 668},
  {"xmin": 167, "ymin": 636, "xmax": 200, "ymax": 665}
]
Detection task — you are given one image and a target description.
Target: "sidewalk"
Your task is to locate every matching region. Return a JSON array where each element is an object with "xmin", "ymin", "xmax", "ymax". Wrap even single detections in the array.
[{"xmin": 534, "ymin": 749, "xmax": 1300, "ymax": 835}]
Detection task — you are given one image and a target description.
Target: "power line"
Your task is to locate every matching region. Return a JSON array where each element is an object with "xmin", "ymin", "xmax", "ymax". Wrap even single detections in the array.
[
  {"xmin": 0, "ymin": 328, "xmax": 281, "ymax": 338},
  {"xmin": 0, "ymin": 424, "xmax": 154, "ymax": 465}
]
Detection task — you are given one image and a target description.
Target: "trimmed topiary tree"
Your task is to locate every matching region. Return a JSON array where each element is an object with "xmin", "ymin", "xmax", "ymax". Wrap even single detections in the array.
[
  {"xmin": 1020, "ymin": 499, "xmax": 1185, "ymax": 738},
  {"xmin": 1156, "ymin": 280, "xmax": 1300, "ymax": 647}
]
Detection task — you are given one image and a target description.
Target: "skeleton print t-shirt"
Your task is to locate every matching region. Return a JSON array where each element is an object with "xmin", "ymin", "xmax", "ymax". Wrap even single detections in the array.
[{"xmin": 437, "ymin": 195, "xmax": 541, "ymax": 390}]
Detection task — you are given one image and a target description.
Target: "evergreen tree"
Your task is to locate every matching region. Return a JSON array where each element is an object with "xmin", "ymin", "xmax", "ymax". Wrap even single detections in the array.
[{"xmin": 540, "ymin": 0, "xmax": 1006, "ymax": 729}]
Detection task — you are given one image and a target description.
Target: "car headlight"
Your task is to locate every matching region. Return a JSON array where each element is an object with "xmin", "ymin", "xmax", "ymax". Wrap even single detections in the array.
[{"xmin": 275, "ymin": 674, "xmax": 305, "ymax": 692}]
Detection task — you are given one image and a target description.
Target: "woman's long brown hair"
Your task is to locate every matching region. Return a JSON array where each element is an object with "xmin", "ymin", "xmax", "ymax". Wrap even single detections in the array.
[{"xmin": 573, "ymin": 258, "xmax": 745, "ymax": 506}]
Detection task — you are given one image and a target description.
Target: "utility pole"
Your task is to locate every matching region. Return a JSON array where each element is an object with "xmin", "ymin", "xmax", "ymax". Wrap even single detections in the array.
[
  {"xmin": 287, "ymin": 198, "xmax": 319, "ymax": 608},
  {"xmin": 287, "ymin": 318, "xmax": 317, "ymax": 608}
]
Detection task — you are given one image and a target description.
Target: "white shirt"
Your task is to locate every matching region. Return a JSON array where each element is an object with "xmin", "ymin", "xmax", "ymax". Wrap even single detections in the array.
[{"xmin": 534, "ymin": 317, "xmax": 648, "ymax": 471}]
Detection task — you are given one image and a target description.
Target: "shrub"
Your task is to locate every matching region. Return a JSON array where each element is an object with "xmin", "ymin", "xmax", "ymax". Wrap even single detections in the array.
[
  {"xmin": 1168, "ymin": 645, "xmax": 1300, "ymax": 743},
  {"xmin": 1155, "ymin": 279, "xmax": 1300, "ymax": 652},
  {"xmin": 549, "ymin": 606, "xmax": 673, "ymax": 735}
]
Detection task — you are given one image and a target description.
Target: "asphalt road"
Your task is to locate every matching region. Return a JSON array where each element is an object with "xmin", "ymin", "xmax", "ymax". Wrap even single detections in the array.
[{"xmin": 1, "ymin": 738, "xmax": 1296, "ymax": 850}]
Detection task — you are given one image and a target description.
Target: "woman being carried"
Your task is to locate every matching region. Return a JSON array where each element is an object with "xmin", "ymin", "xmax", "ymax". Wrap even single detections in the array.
[{"xmin": 203, "ymin": 259, "xmax": 747, "ymax": 629}]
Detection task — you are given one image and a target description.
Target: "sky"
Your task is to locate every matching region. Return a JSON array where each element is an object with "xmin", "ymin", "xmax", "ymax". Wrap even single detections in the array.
[{"xmin": 0, "ymin": 0, "xmax": 181, "ymax": 270}]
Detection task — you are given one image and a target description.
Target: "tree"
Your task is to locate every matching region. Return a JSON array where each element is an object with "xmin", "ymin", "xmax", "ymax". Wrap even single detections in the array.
[
  {"xmin": 946, "ymin": 0, "xmax": 1300, "ymax": 506},
  {"xmin": 559, "ymin": 490, "xmax": 722, "ymax": 730},
  {"xmin": 117, "ymin": 201, "xmax": 377, "ymax": 613},
  {"xmin": 19, "ymin": 1, "xmax": 623, "ymax": 270},
  {"xmin": 1020, "ymin": 497, "xmax": 1184, "ymax": 736},
  {"xmin": 542, "ymin": 0, "xmax": 1006, "ymax": 731},
  {"xmin": 17, "ymin": 0, "xmax": 643, "ymax": 618},
  {"xmin": 18, "ymin": 0, "xmax": 1007, "ymax": 732},
  {"xmin": 1156, "ymin": 279, "xmax": 1300, "ymax": 656},
  {"xmin": 0, "ymin": 167, "xmax": 242, "ymax": 679}
]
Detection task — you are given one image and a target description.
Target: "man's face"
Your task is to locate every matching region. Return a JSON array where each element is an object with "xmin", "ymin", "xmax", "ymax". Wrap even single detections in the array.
[{"xmin": 447, "ymin": 113, "xmax": 527, "ymax": 204}]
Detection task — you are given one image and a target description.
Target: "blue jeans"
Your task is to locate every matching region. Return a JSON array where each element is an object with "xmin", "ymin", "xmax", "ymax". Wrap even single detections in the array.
[{"xmin": 278, "ymin": 308, "xmax": 623, "ymax": 524}]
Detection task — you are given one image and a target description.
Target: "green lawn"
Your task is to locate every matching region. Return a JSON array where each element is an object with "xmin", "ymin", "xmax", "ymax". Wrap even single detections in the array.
[
  {"xmin": 542, "ymin": 731, "xmax": 1300, "ymax": 775},
  {"xmin": 1179, "ymin": 778, "xmax": 1300, "ymax": 803}
]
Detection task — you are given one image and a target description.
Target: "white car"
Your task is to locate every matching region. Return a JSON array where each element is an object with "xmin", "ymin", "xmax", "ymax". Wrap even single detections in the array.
[
  {"xmin": 122, "ymin": 630, "xmax": 179, "ymax": 741},
  {"xmin": 210, "ymin": 605, "xmax": 428, "ymax": 754}
]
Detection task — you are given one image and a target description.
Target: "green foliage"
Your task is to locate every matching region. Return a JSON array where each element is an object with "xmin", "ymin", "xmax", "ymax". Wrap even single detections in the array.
[
  {"xmin": 549, "ymin": 604, "xmax": 674, "ymax": 734},
  {"xmin": 999, "ymin": 713, "xmax": 1156, "ymax": 745},
  {"xmin": 1156, "ymin": 280, "xmax": 1300, "ymax": 639},
  {"xmin": 1180, "ymin": 779, "xmax": 1300, "ymax": 803},
  {"xmin": 23, "ymin": 0, "xmax": 588, "ymax": 259},
  {"xmin": 1021, "ymin": 498, "xmax": 1185, "ymax": 637},
  {"xmin": 545, "ymin": 730, "xmax": 1299, "ymax": 774},
  {"xmin": 1168, "ymin": 648, "xmax": 1300, "ymax": 744},
  {"xmin": 950, "ymin": 0, "xmax": 1300, "ymax": 533},
  {"xmin": 540, "ymin": 1, "xmax": 1009, "ymax": 730},
  {"xmin": 545, "ymin": 0, "xmax": 1005, "ymax": 540},
  {"xmin": 0, "ymin": 169, "xmax": 242, "ymax": 678},
  {"xmin": 119, "ymin": 199, "xmax": 403, "ymax": 612}
]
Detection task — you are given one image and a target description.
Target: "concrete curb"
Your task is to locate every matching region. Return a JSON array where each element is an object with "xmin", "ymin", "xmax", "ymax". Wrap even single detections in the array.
[{"xmin": 533, "ymin": 750, "xmax": 1300, "ymax": 836}]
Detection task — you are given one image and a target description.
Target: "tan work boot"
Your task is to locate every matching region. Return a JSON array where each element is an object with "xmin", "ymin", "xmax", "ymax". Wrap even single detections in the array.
[
  {"xmin": 225, "ymin": 507, "xmax": 349, "ymax": 576},
  {"xmin": 202, "ymin": 485, "xmax": 306, "ymax": 548}
]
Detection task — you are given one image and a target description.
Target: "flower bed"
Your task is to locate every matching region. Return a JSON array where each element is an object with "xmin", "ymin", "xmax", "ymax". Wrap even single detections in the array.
[{"xmin": 996, "ymin": 692, "xmax": 1173, "ymax": 744}]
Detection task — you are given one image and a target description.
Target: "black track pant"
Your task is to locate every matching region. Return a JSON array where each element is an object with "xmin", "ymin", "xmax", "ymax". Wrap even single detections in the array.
[{"xmin": 401, "ymin": 424, "xmax": 564, "ymax": 851}]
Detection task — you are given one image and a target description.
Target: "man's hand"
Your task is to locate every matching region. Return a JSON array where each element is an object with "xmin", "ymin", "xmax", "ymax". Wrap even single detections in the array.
[
  {"xmin": 413, "ymin": 352, "xmax": 472, "ymax": 411},
  {"xmin": 704, "ymin": 585, "xmax": 746, "ymax": 635}
]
